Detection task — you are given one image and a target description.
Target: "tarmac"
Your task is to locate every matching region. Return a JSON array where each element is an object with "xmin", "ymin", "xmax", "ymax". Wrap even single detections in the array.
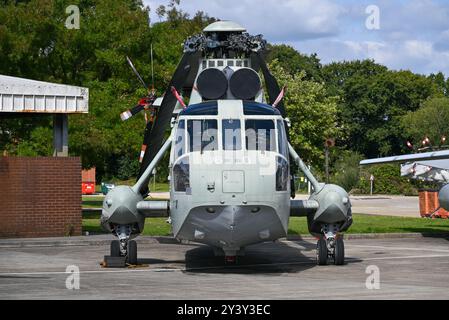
[{"xmin": 1, "ymin": 235, "xmax": 449, "ymax": 300}]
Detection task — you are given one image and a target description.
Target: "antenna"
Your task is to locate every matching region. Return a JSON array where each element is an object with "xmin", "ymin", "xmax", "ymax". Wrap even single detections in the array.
[
  {"xmin": 150, "ymin": 44, "xmax": 155, "ymax": 91},
  {"xmin": 126, "ymin": 56, "xmax": 150, "ymax": 94}
]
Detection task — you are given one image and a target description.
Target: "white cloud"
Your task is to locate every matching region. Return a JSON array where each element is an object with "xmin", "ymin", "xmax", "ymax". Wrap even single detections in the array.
[
  {"xmin": 298, "ymin": 38, "xmax": 449, "ymax": 75},
  {"xmin": 145, "ymin": 0, "xmax": 345, "ymax": 41},
  {"xmin": 144, "ymin": 0, "xmax": 449, "ymax": 76}
]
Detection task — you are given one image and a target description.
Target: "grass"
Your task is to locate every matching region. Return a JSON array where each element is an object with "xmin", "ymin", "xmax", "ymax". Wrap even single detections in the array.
[
  {"xmin": 288, "ymin": 214, "xmax": 449, "ymax": 235},
  {"xmin": 83, "ymin": 185, "xmax": 449, "ymax": 236},
  {"xmin": 82, "ymin": 211, "xmax": 449, "ymax": 236},
  {"xmin": 82, "ymin": 196, "xmax": 105, "ymax": 208},
  {"xmin": 83, "ymin": 212, "xmax": 172, "ymax": 236},
  {"xmin": 94, "ymin": 180, "xmax": 169, "ymax": 193},
  {"xmin": 82, "ymin": 195, "xmax": 167, "ymax": 209}
]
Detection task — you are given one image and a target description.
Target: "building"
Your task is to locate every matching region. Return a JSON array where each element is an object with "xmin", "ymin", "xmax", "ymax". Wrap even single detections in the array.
[{"xmin": 0, "ymin": 75, "xmax": 89, "ymax": 238}]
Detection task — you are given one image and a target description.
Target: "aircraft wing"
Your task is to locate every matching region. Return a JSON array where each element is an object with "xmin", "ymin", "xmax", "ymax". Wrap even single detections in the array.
[{"xmin": 360, "ymin": 150, "xmax": 449, "ymax": 165}]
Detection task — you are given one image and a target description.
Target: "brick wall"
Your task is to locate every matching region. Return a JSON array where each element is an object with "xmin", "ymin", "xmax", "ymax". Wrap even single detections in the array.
[{"xmin": 0, "ymin": 157, "xmax": 82, "ymax": 238}]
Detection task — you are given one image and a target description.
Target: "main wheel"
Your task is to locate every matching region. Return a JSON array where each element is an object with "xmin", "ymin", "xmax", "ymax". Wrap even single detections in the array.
[
  {"xmin": 127, "ymin": 240, "xmax": 138, "ymax": 265},
  {"xmin": 334, "ymin": 237, "xmax": 345, "ymax": 265},
  {"xmin": 110, "ymin": 240, "xmax": 121, "ymax": 257},
  {"xmin": 316, "ymin": 238, "xmax": 328, "ymax": 265}
]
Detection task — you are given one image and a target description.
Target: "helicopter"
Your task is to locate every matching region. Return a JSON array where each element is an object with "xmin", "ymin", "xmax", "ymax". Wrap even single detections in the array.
[{"xmin": 100, "ymin": 21, "xmax": 353, "ymax": 266}]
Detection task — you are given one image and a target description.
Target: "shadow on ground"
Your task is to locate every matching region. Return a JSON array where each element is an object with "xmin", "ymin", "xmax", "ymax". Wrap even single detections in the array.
[{"xmin": 182, "ymin": 240, "xmax": 334, "ymax": 275}]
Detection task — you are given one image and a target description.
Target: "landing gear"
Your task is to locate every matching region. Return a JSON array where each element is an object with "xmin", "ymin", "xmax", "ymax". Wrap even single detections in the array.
[
  {"xmin": 334, "ymin": 237, "xmax": 345, "ymax": 265},
  {"xmin": 316, "ymin": 224, "xmax": 345, "ymax": 266},
  {"xmin": 111, "ymin": 240, "xmax": 121, "ymax": 257},
  {"xmin": 110, "ymin": 224, "xmax": 139, "ymax": 265},
  {"xmin": 316, "ymin": 238, "xmax": 328, "ymax": 265},
  {"xmin": 127, "ymin": 240, "xmax": 138, "ymax": 265}
]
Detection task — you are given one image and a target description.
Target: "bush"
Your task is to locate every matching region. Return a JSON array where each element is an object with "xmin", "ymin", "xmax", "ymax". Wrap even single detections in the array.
[
  {"xmin": 331, "ymin": 151, "xmax": 363, "ymax": 192},
  {"xmin": 358, "ymin": 164, "xmax": 418, "ymax": 195},
  {"xmin": 116, "ymin": 156, "xmax": 140, "ymax": 181}
]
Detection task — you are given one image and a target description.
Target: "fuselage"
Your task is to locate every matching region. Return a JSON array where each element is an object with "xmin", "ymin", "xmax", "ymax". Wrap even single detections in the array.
[{"xmin": 168, "ymin": 99, "xmax": 291, "ymax": 255}]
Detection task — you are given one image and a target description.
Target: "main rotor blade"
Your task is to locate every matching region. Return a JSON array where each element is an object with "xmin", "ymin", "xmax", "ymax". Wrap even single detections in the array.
[
  {"xmin": 252, "ymin": 52, "xmax": 287, "ymax": 118},
  {"xmin": 120, "ymin": 105, "xmax": 145, "ymax": 121},
  {"xmin": 126, "ymin": 56, "xmax": 150, "ymax": 93},
  {"xmin": 136, "ymin": 52, "xmax": 200, "ymax": 195},
  {"xmin": 252, "ymin": 51, "xmax": 295, "ymax": 195}
]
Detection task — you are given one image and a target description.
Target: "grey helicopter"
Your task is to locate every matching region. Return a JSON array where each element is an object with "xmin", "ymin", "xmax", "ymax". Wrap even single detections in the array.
[{"xmin": 100, "ymin": 21, "xmax": 353, "ymax": 266}]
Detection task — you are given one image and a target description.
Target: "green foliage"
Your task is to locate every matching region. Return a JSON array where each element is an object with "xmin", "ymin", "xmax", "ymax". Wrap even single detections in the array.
[
  {"xmin": 323, "ymin": 60, "xmax": 438, "ymax": 157},
  {"xmin": 428, "ymin": 72, "xmax": 449, "ymax": 97},
  {"xmin": 331, "ymin": 151, "xmax": 363, "ymax": 192},
  {"xmin": 269, "ymin": 60, "xmax": 340, "ymax": 166},
  {"xmin": 0, "ymin": 0, "xmax": 212, "ymax": 182},
  {"xmin": 401, "ymin": 97, "xmax": 449, "ymax": 146},
  {"xmin": 358, "ymin": 164, "xmax": 417, "ymax": 195},
  {"xmin": 16, "ymin": 126, "xmax": 54, "ymax": 156},
  {"xmin": 1, "ymin": 1, "xmax": 449, "ymax": 196},
  {"xmin": 266, "ymin": 44, "xmax": 323, "ymax": 81},
  {"xmin": 116, "ymin": 156, "xmax": 140, "ymax": 180}
]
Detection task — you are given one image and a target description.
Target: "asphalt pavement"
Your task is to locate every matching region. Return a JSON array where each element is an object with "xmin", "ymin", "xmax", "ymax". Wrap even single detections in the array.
[{"xmin": 1, "ymin": 236, "xmax": 448, "ymax": 299}]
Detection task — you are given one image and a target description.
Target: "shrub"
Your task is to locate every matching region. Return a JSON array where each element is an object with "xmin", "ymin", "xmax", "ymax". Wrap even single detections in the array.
[
  {"xmin": 331, "ymin": 151, "xmax": 364, "ymax": 192},
  {"xmin": 358, "ymin": 164, "xmax": 418, "ymax": 195}
]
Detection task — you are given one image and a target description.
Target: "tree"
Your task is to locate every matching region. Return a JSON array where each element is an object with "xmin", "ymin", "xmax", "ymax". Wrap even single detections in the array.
[
  {"xmin": 266, "ymin": 44, "xmax": 323, "ymax": 82},
  {"xmin": 428, "ymin": 72, "xmax": 449, "ymax": 97},
  {"xmin": 331, "ymin": 150, "xmax": 363, "ymax": 192},
  {"xmin": 323, "ymin": 60, "xmax": 438, "ymax": 157},
  {"xmin": 0, "ymin": 0, "xmax": 213, "ymax": 181},
  {"xmin": 269, "ymin": 60, "xmax": 340, "ymax": 167},
  {"xmin": 401, "ymin": 97, "xmax": 449, "ymax": 147}
]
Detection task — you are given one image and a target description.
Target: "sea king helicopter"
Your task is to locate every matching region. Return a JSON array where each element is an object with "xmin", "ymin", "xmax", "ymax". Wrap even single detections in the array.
[{"xmin": 101, "ymin": 21, "xmax": 353, "ymax": 266}]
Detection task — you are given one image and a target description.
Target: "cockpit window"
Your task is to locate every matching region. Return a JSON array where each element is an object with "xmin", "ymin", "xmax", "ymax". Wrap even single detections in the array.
[
  {"xmin": 222, "ymin": 119, "xmax": 242, "ymax": 150},
  {"xmin": 174, "ymin": 120, "xmax": 185, "ymax": 158},
  {"xmin": 245, "ymin": 119, "xmax": 276, "ymax": 151},
  {"xmin": 187, "ymin": 119, "xmax": 218, "ymax": 152},
  {"xmin": 277, "ymin": 120, "xmax": 288, "ymax": 158}
]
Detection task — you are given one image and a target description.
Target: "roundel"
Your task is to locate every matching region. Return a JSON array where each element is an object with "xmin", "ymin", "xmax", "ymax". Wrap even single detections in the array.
[
  {"xmin": 229, "ymin": 68, "xmax": 261, "ymax": 100},
  {"xmin": 196, "ymin": 68, "xmax": 228, "ymax": 100}
]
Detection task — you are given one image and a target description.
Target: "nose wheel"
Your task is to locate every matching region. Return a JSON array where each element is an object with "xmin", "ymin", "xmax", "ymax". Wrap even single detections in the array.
[
  {"xmin": 107, "ymin": 225, "xmax": 139, "ymax": 266},
  {"xmin": 333, "ymin": 237, "xmax": 345, "ymax": 265},
  {"xmin": 109, "ymin": 239, "xmax": 138, "ymax": 265},
  {"xmin": 316, "ymin": 238, "xmax": 328, "ymax": 265},
  {"xmin": 110, "ymin": 240, "xmax": 121, "ymax": 257},
  {"xmin": 316, "ymin": 224, "xmax": 345, "ymax": 266},
  {"xmin": 127, "ymin": 240, "xmax": 138, "ymax": 265}
]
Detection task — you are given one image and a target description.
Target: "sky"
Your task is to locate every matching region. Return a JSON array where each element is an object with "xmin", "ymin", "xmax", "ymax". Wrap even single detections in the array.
[{"xmin": 143, "ymin": 0, "xmax": 449, "ymax": 77}]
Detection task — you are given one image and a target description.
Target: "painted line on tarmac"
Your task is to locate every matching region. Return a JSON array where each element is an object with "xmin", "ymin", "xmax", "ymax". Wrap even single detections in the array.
[
  {"xmin": 1, "ymin": 253, "xmax": 449, "ymax": 276},
  {"xmin": 360, "ymin": 253, "xmax": 449, "ymax": 262},
  {"xmin": 347, "ymin": 244, "xmax": 449, "ymax": 253}
]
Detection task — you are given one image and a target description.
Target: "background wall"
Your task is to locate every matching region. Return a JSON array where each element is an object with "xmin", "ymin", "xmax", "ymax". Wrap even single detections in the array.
[{"xmin": 0, "ymin": 157, "xmax": 81, "ymax": 238}]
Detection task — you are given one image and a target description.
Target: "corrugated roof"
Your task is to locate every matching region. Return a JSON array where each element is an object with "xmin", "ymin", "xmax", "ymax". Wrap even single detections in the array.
[{"xmin": 0, "ymin": 75, "xmax": 88, "ymax": 114}]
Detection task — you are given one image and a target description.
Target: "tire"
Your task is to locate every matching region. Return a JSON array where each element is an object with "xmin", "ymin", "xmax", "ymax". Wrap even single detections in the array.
[
  {"xmin": 111, "ymin": 240, "xmax": 121, "ymax": 257},
  {"xmin": 316, "ymin": 238, "xmax": 328, "ymax": 265},
  {"xmin": 334, "ymin": 237, "xmax": 345, "ymax": 265},
  {"xmin": 127, "ymin": 240, "xmax": 138, "ymax": 265}
]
